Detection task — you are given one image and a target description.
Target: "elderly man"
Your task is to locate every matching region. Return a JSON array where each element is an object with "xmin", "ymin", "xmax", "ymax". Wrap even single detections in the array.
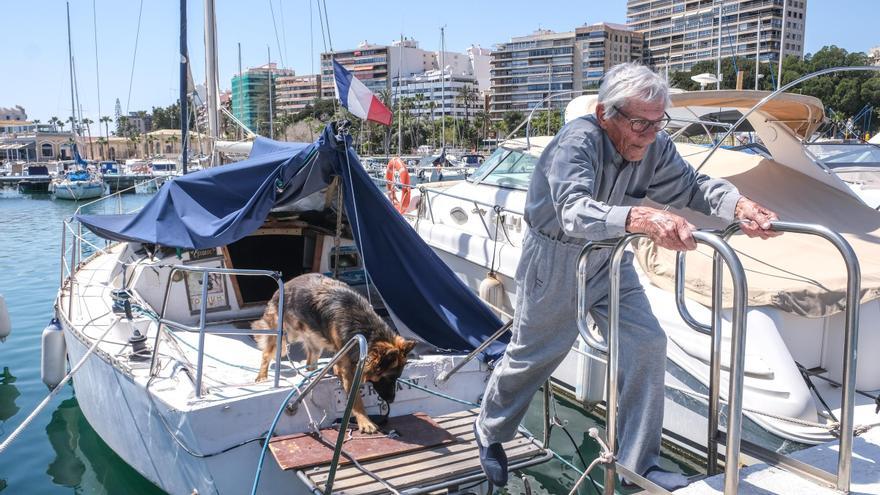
[{"xmin": 473, "ymin": 63, "xmax": 779, "ymax": 490}]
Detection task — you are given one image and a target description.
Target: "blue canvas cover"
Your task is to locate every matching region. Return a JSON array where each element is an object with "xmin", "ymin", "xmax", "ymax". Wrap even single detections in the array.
[{"xmin": 76, "ymin": 123, "xmax": 507, "ymax": 360}]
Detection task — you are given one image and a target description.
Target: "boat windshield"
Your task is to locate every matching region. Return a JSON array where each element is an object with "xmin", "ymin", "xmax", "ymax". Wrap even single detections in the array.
[
  {"xmin": 468, "ymin": 147, "xmax": 539, "ymax": 190},
  {"xmin": 804, "ymin": 142, "xmax": 880, "ymax": 170}
]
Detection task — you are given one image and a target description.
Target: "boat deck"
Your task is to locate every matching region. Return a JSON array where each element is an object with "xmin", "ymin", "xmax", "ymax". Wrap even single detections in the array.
[
  {"xmin": 676, "ymin": 426, "xmax": 880, "ymax": 494},
  {"xmin": 293, "ymin": 408, "xmax": 552, "ymax": 495}
]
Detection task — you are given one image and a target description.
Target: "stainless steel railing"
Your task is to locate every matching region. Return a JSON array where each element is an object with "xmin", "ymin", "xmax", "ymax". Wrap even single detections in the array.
[
  {"xmin": 149, "ymin": 265, "xmax": 286, "ymax": 395},
  {"xmin": 704, "ymin": 221, "xmax": 859, "ymax": 493},
  {"xmin": 578, "ymin": 230, "xmax": 748, "ymax": 495}
]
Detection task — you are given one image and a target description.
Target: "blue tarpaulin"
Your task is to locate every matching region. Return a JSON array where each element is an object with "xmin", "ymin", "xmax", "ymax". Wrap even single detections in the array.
[{"xmin": 76, "ymin": 123, "xmax": 506, "ymax": 360}]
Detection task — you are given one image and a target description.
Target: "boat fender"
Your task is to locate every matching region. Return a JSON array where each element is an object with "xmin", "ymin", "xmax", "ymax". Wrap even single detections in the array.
[
  {"xmin": 0, "ymin": 294, "xmax": 10, "ymax": 342},
  {"xmin": 478, "ymin": 272, "xmax": 504, "ymax": 315},
  {"xmin": 41, "ymin": 319, "xmax": 67, "ymax": 390}
]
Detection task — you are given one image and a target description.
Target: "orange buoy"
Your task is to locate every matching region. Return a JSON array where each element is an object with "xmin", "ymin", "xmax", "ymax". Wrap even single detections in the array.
[{"xmin": 384, "ymin": 157, "xmax": 411, "ymax": 213}]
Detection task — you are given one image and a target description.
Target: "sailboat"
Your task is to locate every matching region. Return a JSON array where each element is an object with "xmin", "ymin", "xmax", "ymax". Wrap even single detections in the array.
[{"xmin": 50, "ymin": 3, "xmax": 105, "ymax": 201}]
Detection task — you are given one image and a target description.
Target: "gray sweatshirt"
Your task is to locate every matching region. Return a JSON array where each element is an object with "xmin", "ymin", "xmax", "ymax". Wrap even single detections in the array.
[{"xmin": 525, "ymin": 114, "xmax": 741, "ymax": 243}]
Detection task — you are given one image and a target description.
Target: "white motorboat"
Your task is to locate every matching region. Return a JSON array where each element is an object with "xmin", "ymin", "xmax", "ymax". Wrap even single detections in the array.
[
  {"xmin": 50, "ymin": 169, "xmax": 106, "ymax": 201},
  {"xmin": 52, "ymin": 124, "xmax": 551, "ymax": 495},
  {"xmin": 407, "ymin": 88, "xmax": 880, "ymax": 457}
]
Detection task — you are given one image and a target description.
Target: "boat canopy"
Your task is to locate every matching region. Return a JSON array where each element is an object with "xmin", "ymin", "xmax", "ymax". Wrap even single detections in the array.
[
  {"xmin": 668, "ymin": 90, "xmax": 825, "ymax": 140},
  {"xmin": 76, "ymin": 123, "xmax": 506, "ymax": 360},
  {"xmin": 635, "ymin": 143, "xmax": 880, "ymax": 318}
]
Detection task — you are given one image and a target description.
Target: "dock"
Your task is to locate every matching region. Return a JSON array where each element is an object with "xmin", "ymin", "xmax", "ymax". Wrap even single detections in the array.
[
  {"xmin": 283, "ymin": 409, "xmax": 552, "ymax": 494},
  {"xmin": 0, "ymin": 174, "xmax": 155, "ymax": 194},
  {"xmin": 677, "ymin": 426, "xmax": 880, "ymax": 494}
]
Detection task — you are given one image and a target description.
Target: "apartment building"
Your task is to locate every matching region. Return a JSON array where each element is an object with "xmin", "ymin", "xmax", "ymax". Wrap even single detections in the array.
[
  {"xmin": 231, "ymin": 63, "xmax": 294, "ymax": 135},
  {"xmin": 576, "ymin": 23, "xmax": 644, "ymax": 88},
  {"xmin": 627, "ymin": 0, "xmax": 807, "ymax": 73},
  {"xmin": 393, "ymin": 69, "xmax": 481, "ymax": 121},
  {"xmin": 489, "ymin": 30, "xmax": 581, "ymax": 120},
  {"xmin": 275, "ymin": 74, "xmax": 322, "ymax": 114}
]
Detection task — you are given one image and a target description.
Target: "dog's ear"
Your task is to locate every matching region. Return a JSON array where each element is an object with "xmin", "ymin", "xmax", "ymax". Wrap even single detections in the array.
[{"xmin": 395, "ymin": 335, "xmax": 417, "ymax": 356}]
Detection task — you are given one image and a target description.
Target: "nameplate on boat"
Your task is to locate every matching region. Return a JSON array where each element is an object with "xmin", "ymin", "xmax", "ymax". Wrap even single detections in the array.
[
  {"xmin": 268, "ymin": 412, "xmax": 455, "ymax": 471},
  {"xmin": 186, "ymin": 248, "xmax": 218, "ymax": 261}
]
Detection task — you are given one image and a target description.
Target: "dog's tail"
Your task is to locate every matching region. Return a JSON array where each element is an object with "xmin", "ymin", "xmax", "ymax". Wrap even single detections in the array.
[{"xmin": 251, "ymin": 318, "xmax": 273, "ymax": 350}]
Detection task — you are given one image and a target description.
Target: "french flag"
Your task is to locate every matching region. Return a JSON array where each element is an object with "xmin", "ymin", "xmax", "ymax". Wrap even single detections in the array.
[{"xmin": 332, "ymin": 59, "xmax": 393, "ymax": 126}]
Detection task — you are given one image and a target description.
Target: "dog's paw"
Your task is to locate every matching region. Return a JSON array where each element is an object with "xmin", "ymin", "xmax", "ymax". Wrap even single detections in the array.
[
  {"xmin": 255, "ymin": 374, "xmax": 268, "ymax": 383},
  {"xmin": 357, "ymin": 418, "xmax": 380, "ymax": 434}
]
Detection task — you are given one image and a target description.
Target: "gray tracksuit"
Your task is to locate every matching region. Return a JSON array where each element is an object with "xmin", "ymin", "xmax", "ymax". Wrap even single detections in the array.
[{"xmin": 475, "ymin": 115, "xmax": 741, "ymax": 476}]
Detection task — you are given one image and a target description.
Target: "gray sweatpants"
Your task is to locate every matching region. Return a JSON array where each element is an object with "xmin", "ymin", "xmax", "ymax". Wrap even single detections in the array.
[{"xmin": 475, "ymin": 229, "xmax": 667, "ymax": 476}]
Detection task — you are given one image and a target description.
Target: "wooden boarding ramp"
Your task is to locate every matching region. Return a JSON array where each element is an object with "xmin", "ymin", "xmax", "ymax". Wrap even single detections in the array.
[{"xmin": 270, "ymin": 409, "xmax": 553, "ymax": 494}]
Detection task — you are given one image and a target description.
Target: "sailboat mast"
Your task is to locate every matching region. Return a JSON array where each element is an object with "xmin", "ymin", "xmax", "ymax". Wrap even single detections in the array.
[
  {"xmin": 203, "ymin": 0, "xmax": 220, "ymax": 143},
  {"xmin": 398, "ymin": 34, "xmax": 403, "ymax": 156},
  {"xmin": 716, "ymin": 0, "xmax": 723, "ymax": 90},
  {"xmin": 755, "ymin": 16, "xmax": 761, "ymax": 90},
  {"xmin": 440, "ymin": 26, "xmax": 446, "ymax": 150},
  {"xmin": 180, "ymin": 0, "xmax": 189, "ymax": 174},
  {"xmin": 66, "ymin": 3, "xmax": 78, "ymax": 138}
]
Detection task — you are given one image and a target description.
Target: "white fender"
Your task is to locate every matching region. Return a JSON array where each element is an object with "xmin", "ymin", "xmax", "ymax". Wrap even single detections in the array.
[
  {"xmin": 478, "ymin": 272, "xmax": 504, "ymax": 317},
  {"xmin": 41, "ymin": 319, "xmax": 67, "ymax": 389},
  {"xmin": 0, "ymin": 295, "xmax": 10, "ymax": 342}
]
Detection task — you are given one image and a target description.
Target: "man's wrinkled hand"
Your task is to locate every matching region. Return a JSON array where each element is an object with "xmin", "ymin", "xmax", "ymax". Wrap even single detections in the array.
[
  {"xmin": 735, "ymin": 197, "xmax": 781, "ymax": 239},
  {"xmin": 626, "ymin": 207, "xmax": 697, "ymax": 251}
]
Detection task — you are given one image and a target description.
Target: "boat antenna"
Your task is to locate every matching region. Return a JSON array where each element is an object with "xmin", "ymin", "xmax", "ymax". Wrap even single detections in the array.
[{"xmin": 179, "ymin": 0, "xmax": 188, "ymax": 174}]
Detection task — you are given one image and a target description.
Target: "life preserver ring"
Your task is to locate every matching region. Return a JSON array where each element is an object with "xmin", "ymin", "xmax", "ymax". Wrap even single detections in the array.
[{"xmin": 385, "ymin": 157, "xmax": 411, "ymax": 213}]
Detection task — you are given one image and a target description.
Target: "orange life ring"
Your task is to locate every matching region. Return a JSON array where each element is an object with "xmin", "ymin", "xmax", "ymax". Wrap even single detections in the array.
[{"xmin": 385, "ymin": 157, "xmax": 411, "ymax": 213}]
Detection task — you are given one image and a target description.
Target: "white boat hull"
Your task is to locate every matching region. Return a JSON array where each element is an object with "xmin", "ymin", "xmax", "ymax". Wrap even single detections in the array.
[
  {"xmin": 57, "ymin": 292, "xmax": 491, "ymax": 494},
  {"xmin": 52, "ymin": 181, "xmax": 105, "ymax": 200}
]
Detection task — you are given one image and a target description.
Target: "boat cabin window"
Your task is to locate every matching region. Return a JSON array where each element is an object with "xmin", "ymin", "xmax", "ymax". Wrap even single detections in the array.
[
  {"xmin": 804, "ymin": 143, "xmax": 880, "ymax": 169},
  {"xmin": 152, "ymin": 162, "xmax": 177, "ymax": 172},
  {"xmin": 468, "ymin": 147, "xmax": 538, "ymax": 190}
]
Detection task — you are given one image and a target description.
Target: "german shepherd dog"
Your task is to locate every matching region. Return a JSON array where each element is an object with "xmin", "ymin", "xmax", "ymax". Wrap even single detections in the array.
[{"xmin": 252, "ymin": 273, "xmax": 416, "ymax": 433}]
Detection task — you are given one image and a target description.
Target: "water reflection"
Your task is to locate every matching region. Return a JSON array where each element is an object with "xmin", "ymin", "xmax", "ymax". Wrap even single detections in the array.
[
  {"xmin": 0, "ymin": 368, "xmax": 20, "ymax": 426},
  {"xmin": 45, "ymin": 396, "xmax": 164, "ymax": 494}
]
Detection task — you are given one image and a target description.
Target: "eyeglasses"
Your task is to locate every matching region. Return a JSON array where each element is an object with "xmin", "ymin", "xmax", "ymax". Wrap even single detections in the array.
[{"xmin": 613, "ymin": 106, "xmax": 671, "ymax": 133}]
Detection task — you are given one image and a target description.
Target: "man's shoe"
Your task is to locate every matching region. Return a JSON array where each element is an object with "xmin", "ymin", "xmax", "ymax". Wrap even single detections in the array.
[
  {"xmin": 643, "ymin": 466, "xmax": 689, "ymax": 491},
  {"xmin": 473, "ymin": 422, "xmax": 508, "ymax": 487}
]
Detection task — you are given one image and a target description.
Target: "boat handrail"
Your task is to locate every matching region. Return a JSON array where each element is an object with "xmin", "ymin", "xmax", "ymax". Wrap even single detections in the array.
[
  {"xmin": 437, "ymin": 320, "xmax": 512, "ymax": 383},
  {"xmin": 149, "ymin": 265, "xmax": 286, "ymax": 394},
  {"xmin": 578, "ymin": 230, "xmax": 749, "ymax": 494},
  {"xmin": 711, "ymin": 221, "xmax": 859, "ymax": 493}
]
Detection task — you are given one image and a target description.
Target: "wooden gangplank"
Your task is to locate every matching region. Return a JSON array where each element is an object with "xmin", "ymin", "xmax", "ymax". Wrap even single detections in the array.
[{"xmin": 293, "ymin": 409, "xmax": 550, "ymax": 495}]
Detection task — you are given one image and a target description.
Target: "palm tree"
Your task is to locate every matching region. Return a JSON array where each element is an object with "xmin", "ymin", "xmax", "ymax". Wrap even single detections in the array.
[
  {"xmin": 48, "ymin": 116, "xmax": 60, "ymax": 132},
  {"xmin": 146, "ymin": 134, "xmax": 157, "ymax": 157},
  {"xmin": 100, "ymin": 116, "xmax": 113, "ymax": 138},
  {"xmin": 167, "ymin": 134, "xmax": 179, "ymax": 156},
  {"xmin": 67, "ymin": 116, "xmax": 78, "ymax": 135},
  {"xmin": 81, "ymin": 118, "xmax": 95, "ymax": 159},
  {"xmin": 96, "ymin": 137, "xmax": 107, "ymax": 160}
]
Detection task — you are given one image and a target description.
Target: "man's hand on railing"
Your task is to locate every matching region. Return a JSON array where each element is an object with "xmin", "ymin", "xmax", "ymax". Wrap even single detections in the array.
[
  {"xmin": 626, "ymin": 206, "xmax": 697, "ymax": 251},
  {"xmin": 734, "ymin": 197, "xmax": 781, "ymax": 239}
]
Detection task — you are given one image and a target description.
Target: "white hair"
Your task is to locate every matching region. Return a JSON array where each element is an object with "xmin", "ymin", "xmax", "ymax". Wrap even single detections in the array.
[{"xmin": 598, "ymin": 63, "xmax": 670, "ymax": 119}]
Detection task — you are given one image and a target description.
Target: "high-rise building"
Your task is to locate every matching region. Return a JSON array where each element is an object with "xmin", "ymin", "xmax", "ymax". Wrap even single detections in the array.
[
  {"xmin": 467, "ymin": 45, "xmax": 493, "ymax": 93},
  {"xmin": 275, "ymin": 74, "xmax": 322, "ymax": 115},
  {"xmin": 320, "ymin": 43, "xmax": 393, "ymax": 100},
  {"xmin": 627, "ymin": 0, "xmax": 807, "ymax": 74},
  {"xmin": 231, "ymin": 63, "xmax": 294, "ymax": 135},
  {"xmin": 394, "ymin": 69, "xmax": 481, "ymax": 121},
  {"xmin": 320, "ymin": 39, "xmax": 439, "ymax": 101},
  {"xmin": 489, "ymin": 30, "xmax": 581, "ymax": 120},
  {"xmin": 576, "ymin": 23, "xmax": 644, "ymax": 88}
]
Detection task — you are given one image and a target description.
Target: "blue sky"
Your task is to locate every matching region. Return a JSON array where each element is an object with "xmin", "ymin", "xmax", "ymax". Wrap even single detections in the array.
[{"xmin": 1, "ymin": 0, "xmax": 876, "ymax": 131}]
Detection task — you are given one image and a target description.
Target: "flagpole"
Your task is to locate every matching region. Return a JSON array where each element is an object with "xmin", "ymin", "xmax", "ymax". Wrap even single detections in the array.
[{"xmin": 398, "ymin": 34, "xmax": 403, "ymax": 156}]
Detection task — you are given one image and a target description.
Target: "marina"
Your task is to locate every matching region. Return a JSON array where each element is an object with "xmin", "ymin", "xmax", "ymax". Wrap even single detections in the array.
[{"xmin": 2, "ymin": 0, "xmax": 880, "ymax": 493}]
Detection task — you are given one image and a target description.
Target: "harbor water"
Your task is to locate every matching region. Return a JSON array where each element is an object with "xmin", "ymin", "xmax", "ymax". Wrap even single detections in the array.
[{"xmin": 0, "ymin": 190, "xmax": 689, "ymax": 494}]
